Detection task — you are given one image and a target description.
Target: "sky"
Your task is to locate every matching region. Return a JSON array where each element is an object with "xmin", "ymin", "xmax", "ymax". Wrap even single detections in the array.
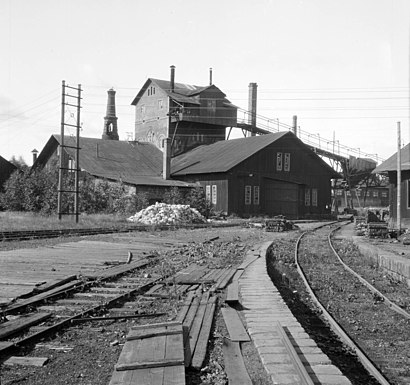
[{"xmin": 1, "ymin": 0, "xmax": 409, "ymax": 165}]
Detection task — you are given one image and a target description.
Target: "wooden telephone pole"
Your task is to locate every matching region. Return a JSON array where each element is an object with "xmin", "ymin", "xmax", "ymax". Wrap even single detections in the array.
[{"xmin": 57, "ymin": 80, "xmax": 82, "ymax": 222}]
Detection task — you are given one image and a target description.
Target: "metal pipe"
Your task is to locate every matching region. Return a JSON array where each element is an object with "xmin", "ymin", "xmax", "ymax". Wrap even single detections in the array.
[
  {"xmin": 397, "ymin": 121, "xmax": 401, "ymax": 234},
  {"xmin": 170, "ymin": 65, "xmax": 175, "ymax": 93}
]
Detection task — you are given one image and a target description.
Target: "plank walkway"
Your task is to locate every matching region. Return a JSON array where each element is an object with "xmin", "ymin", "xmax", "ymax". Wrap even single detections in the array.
[
  {"xmin": 0, "ymin": 237, "xmax": 182, "ymax": 305},
  {"xmin": 239, "ymin": 244, "xmax": 352, "ymax": 385}
]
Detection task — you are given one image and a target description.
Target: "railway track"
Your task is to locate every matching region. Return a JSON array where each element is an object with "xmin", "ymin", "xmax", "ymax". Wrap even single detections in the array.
[
  {"xmin": 0, "ymin": 222, "xmax": 241, "ymax": 243},
  {"xmin": 0, "ymin": 256, "xmax": 161, "ymax": 359},
  {"xmin": 292, "ymin": 223, "xmax": 409, "ymax": 385}
]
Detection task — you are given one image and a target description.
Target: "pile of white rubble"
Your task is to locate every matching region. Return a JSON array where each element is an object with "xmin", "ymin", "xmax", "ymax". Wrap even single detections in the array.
[{"xmin": 127, "ymin": 202, "xmax": 206, "ymax": 226}]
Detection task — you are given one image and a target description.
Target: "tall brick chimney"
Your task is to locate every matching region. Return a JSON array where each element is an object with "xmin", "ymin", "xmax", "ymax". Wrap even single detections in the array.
[
  {"xmin": 102, "ymin": 88, "xmax": 119, "ymax": 140},
  {"xmin": 170, "ymin": 65, "xmax": 175, "ymax": 93},
  {"xmin": 209, "ymin": 67, "xmax": 213, "ymax": 85},
  {"xmin": 248, "ymin": 83, "xmax": 257, "ymax": 136}
]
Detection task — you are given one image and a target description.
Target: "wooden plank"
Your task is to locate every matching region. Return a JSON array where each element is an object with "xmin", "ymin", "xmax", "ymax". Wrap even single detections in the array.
[
  {"xmin": 191, "ymin": 296, "xmax": 217, "ymax": 370},
  {"xmin": 216, "ymin": 268, "xmax": 236, "ymax": 290},
  {"xmin": 127, "ymin": 323, "xmax": 182, "ymax": 341},
  {"xmin": 237, "ymin": 254, "xmax": 260, "ymax": 270},
  {"xmin": 3, "ymin": 356, "xmax": 49, "ymax": 367},
  {"xmin": 116, "ymin": 358, "xmax": 184, "ymax": 371},
  {"xmin": 176, "ymin": 291, "xmax": 195, "ymax": 323},
  {"xmin": 221, "ymin": 306, "xmax": 250, "ymax": 342},
  {"xmin": 182, "ymin": 293, "xmax": 202, "ymax": 332},
  {"xmin": 130, "ymin": 321, "xmax": 182, "ymax": 331},
  {"xmin": 0, "ymin": 313, "xmax": 51, "ymax": 340},
  {"xmin": 116, "ymin": 325, "xmax": 184, "ymax": 371},
  {"xmin": 187, "ymin": 292, "xmax": 210, "ymax": 366},
  {"xmin": 222, "ymin": 339, "xmax": 252, "ymax": 385},
  {"xmin": 226, "ymin": 279, "xmax": 239, "ymax": 304}
]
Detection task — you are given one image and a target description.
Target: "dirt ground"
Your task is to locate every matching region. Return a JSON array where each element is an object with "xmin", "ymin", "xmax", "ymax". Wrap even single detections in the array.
[{"xmin": 2, "ymin": 222, "xmax": 408, "ymax": 385}]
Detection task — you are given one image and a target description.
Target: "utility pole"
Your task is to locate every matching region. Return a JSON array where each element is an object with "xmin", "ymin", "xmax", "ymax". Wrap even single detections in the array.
[
  {"xmin": 57, "ymin": 80, "xmax": 82, "ymax": 223},
  {"xmin": 397, "ymin": 121, "xmax": 401, "ymax": 235}
]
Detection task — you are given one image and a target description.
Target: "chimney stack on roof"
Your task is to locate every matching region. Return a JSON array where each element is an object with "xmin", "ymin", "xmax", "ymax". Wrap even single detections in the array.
[
  {"xmin": 31, "ymin": 149, "xmax": 38, "ymax": 165},
  {"xmin": 102, "ymin": 88, "xmax": 119, "ymax": 140},
  {"xmin": 170, "ymin": 65, "xmax": 175, "ymax": 93},
  {"xmin": 209, "ymin": 67, "xmax": 213, "ymax": 85},
  {"xmin": 248, "ymin": 83, "xmax": 258, "ymax": 136}
]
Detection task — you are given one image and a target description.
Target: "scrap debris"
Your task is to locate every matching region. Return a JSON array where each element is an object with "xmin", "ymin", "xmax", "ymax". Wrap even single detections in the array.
[{"xmin": 127, "ymin": 203, "xmax": 207, "ymax": 226}]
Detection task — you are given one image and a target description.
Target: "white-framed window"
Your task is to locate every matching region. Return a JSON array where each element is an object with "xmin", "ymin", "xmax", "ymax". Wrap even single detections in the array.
[
  {"xmin": 212, "ymin": 185, "xmax": 217, "ymax": 205},
  {"xmin": 312, "ymin": 188, "xmax": 318, "ymax": 207},
  {"xmin": 245, "ymin": 185, "xmax": 252, "ymax": 205},
  {"xmin": 276, "ymin": 152, "xmax": 283, "ymax": 171},
  {"xmin": 347, "ymin": 191, "xmax": 351, "ymax": 197},
  {"xmin": 336, "ymin": 190, "xmax": 343, "ymax": 196},
  {"xmin": 382, "ymin": 191, "xmax": 387, "ymax": 198},
  {"xmin": 284, "ymin": 153, "xmax": 290, "ymax": 172},
  {"xmin": 373, "ymin": 191, "xmax": 378, "ymax": 197},
  {"xmin": 366, "ymin": 191, "xmax": 370, "ymax": 197},
  {"xmin": 158, "ymin": 99, "xmax": 163, "ymax": 109},
  {"xmin": 253, "ymin": 186, "xmax": 260, "ymax": 205},
  {"xmin": 205, "ymin": 185, "xmax": 211, "ymax": 202},
  {"xmin": 356, "ymin": 190, "xmax": 361, "ymax": 196},
  {"xmin": 305, "ymin": 189, "xmax": 310, "ymax": 206},
  {"xmin": 141, "ymin": 105, "xmax": 145, "ymax": 115}
]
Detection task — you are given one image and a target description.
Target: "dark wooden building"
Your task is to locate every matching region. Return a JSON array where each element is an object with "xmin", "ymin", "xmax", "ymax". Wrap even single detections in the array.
[
  {"xmin": 131, "ymin": 66, "xmax": 237, "ymax": 156},
  {"xmin": 373, "ymin": 144, "xmax": 410, "ymax": 227},
  {"xmin": 171, "ymin": 132, "xmax": 339, "ymax": 219},
  {"xmin": 0, "ymin": 155, "xmax": 17, "ymax": 191}
]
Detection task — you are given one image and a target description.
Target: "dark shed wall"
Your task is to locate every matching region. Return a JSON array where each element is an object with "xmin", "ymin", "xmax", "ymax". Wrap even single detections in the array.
[
  {"xmin": 387, "ymin": 171, "xmax": 410, "ymax": 228},
  {"xmin": 229, "ymin": 136, "xmax": 333, "ymax": 218}
]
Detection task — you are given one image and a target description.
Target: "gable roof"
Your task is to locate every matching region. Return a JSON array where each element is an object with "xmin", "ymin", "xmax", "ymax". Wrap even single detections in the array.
[
  {"xmin": 373, "ymin": 143, "xmax": 410, "ymax": 173},
  {"xmin": 35, "ymin": 135, "xmax": 194, "ymax": 187},
  {"xmin": 171, "ymin": 131, "xmax": 340, "ymax": 177},
  {"xmin": 131, "ymin": 78, "xmax": 232, "ymax": 107}
]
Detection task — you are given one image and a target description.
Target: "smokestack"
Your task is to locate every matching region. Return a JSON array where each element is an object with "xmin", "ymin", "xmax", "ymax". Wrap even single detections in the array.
[
  {"xmin": 209, "ymin": 67, "xmax": 213, "ymax": 85},
  {"xmin": 31, "ymin": 149, "xmax": 38, "ymax": 165},
  {"xmin": 292, "ymin": 115, "xmax": 297, "ymax": 136},
  {"xmin": 170, "ymin": 65, "xmax": 175, "ymax": 93},
  {"xmin": 163, "ymin": 137, "xmax": 171, "ymax": 180},
  {"xmin": 248, "ymin": 83, "xmax": 257, "ymax": 136},
  {"xmin": 102, "ymin": 88, "xmax": 119, "ymax": 140}
]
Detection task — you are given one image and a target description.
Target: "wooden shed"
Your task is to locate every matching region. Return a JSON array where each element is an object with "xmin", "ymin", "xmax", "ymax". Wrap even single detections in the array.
[
  {"xmin": 373, "ymin": 143, "xmax": 410, "ymax": 228},
  {"xmin": 34, "ymin": 135, "xmax": 195, "ymax": 204},
  {"xmin": 171, "ymin": 132, "xmax": 340, "ymax": 219}
]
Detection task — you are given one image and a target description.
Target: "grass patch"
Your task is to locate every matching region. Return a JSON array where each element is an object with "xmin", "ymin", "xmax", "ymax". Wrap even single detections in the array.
[{"xmin": 0, "ymin": 212, "xmax": 129, "ymax": 231}]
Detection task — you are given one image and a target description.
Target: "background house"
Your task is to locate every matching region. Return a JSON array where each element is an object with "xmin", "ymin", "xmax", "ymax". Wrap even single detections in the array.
[
  {"xmin": 373, "ymin": 143, "xmax": 410, "ymax": 228},
  {"xmin": 131, "ymin": 66, "xmax": 237, "ymax": 156},
  {"xmin": 171, "ymin": 131, "xmax": 339, "ymax": 218}
]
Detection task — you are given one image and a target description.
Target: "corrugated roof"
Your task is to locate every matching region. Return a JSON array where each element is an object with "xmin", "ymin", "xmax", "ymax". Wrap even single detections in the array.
[
  {"xmin": 37, "ymin": 136, "xmax": 195, "ymax": 187},
  {"xmin": 171, "ymin": 132, "xmax": 340, "ymax": 178},
  {"xmin": 373, "ymin": 143, "xmax": 410, "ymax": 173}
]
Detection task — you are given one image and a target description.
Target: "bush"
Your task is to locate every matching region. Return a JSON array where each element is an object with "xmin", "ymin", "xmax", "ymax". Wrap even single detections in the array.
[
  {"xmin": 162, "ymin": 187, "xmax": 184, "ymax": 205},
  {"xmin": 185, "ymin": 186, "xmax": 213, "ymax": 218}
]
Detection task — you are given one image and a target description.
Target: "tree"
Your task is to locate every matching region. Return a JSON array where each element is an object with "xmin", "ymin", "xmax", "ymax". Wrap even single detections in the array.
[{"xmin": 9, "ymin": 155, "xmax": 29, "ymax": 170}]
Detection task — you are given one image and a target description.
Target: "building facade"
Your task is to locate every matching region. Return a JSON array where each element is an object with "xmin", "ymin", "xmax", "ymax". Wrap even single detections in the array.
[
  {"xmin": 171, "ymin": 132, "xmax": 339, "ymax": 218},
  {"xmin": 131, "ymin": 66, "xmax": 237, "ymax": 156}
]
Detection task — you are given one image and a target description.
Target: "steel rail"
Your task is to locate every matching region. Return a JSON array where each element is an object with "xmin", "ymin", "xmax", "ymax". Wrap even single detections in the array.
[
  {"xmin": 294, "ymin": 227, "xmax": 391, "ymax": 385},
  {"xmin": 276, "ymin": 321, "xmax": 315, "ymax": 385},
  {"xmin": 328, "ymin": 225, "xmax": 410, "ymax": 320}
]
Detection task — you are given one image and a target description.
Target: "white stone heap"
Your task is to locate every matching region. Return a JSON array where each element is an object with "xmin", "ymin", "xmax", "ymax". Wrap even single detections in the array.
[{"xmin": 127, "ymin": 202, "xmax": 206, "ymax": 226}]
